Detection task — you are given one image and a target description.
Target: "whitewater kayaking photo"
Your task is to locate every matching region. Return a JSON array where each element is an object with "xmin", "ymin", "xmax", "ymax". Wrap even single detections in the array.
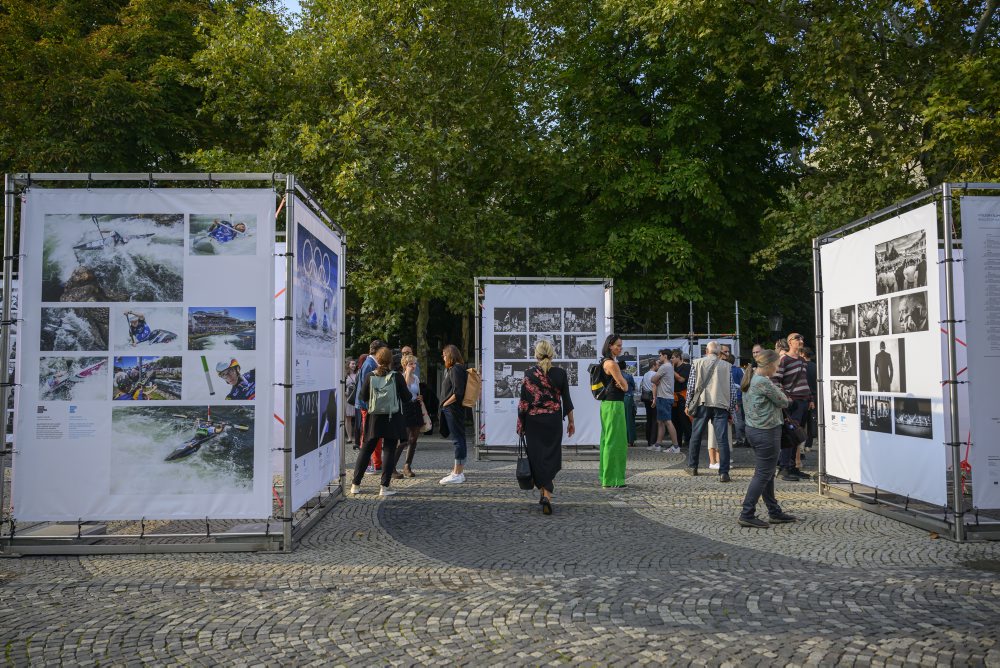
[
  {"xmin": 187, "ymin": 306, "xmax": 257, "ymax": 351},
  {"xmin": 42, "ymin": 213, "xmax": 184, "ymax": 302},
  {"xmin": 109, "ymin": 405, "xmax": 255, "ymax": 496},
  {"xmin": 39, "ymin": 307, "xmax": 109, "ymax": 352},
  {"xmin": 38, "ymin": 356, "xmax": 109, "ymax": 401},
  {"xmin": 112, "ymin": 355, "xmax": 182, "ymax": 401},
  {"xmin": 189, "ymin": 213, "xmax": 256, "ymax": 256},
  {"xmin": 111, "ymin": 306, "xmax": 183, "ymax": 352},
  {"xmin": 294, "ymin": 224, "xmax": 338, "ymax": 358}
]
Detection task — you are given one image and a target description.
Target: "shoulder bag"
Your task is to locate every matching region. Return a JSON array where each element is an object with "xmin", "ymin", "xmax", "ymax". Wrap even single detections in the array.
[{"xmin": 516, "ymin": 432, "xmax": 534, "ymax": 490}]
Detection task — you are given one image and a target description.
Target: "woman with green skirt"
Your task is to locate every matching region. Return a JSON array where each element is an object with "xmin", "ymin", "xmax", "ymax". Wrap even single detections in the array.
[{"xmin": 598, "ymin": 334, "xmax": 629, "ymax": 488}]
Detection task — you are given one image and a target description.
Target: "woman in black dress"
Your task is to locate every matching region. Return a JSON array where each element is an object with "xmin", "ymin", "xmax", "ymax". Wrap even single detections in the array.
[{"xmin": 517, "ymin": 339, "xmax": 575, "ymax": 515}]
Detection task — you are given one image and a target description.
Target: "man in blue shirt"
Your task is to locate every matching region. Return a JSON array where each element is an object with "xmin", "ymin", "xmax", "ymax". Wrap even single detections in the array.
[
  {"xmin": 207, "ymin": 220, "xmax": 246, "ymax": 244},
  {"xmin": 216, "ymin": 358, "xmax": 255, "ymax": 400}
]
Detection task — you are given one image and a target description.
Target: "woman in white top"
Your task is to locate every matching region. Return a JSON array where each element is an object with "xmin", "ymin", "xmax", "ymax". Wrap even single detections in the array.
[{"xmin": 392, "ymin": 353, "xmax": 424, "ymax": 478}]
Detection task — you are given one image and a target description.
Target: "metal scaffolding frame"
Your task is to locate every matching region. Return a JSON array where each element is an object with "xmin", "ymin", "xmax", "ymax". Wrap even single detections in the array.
[{"xmin": 0, "ymin": 172, "xmax": 346, "ymax": 555}]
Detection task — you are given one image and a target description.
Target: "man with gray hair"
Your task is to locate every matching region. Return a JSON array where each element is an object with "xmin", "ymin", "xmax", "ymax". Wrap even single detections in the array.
[{"xmin": 684, "ymin": 341, "xmax": 738, "ymax": 481}]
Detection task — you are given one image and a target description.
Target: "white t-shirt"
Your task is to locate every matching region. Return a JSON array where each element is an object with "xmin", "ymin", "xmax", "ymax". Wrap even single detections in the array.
[{"xmin": 641, "ymin": 370, "xmax": 656, "ymax": 393}]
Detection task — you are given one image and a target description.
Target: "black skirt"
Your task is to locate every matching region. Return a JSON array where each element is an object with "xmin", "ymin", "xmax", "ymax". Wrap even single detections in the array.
[
  {"xmin": 523, "ymin": 412, "xmax": 563, "ymax": 493},
  {"xmin": 402, "ymin": 399, "xmax": 424, "ymax": 429}
]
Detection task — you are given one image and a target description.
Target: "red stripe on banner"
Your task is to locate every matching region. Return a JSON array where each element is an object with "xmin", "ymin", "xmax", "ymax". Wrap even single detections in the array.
[
  {"xmin": 274, "ymin": 287, "xmax": 286, "ymax": 300},
  {"xmin": 276, "ymin": 195, "xmax": 287, "ymax": 219},
  {"xmin": 939, "ymin": 327, "xmax": 967, "ymax": 347},
  {"xmin": 272, "ymin": 485, "xmax": 283, "ymax": 510},
  {"xmin": 274, "ymin": 413, "xmax": 284, "ymax": 425}
]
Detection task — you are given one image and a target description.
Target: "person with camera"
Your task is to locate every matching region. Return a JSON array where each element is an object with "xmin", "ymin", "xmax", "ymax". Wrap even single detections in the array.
[{"xmin": 737, "ymin": 349, "xmax": 797, "ymax": 528}]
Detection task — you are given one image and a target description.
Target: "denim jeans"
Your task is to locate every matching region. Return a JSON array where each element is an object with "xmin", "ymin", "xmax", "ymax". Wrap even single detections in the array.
[
  {"xmin": 733, "ymin": 401, "xmax": 746, "ymax": 442},
  {"xmin": 741, "ymin": 425, "xmax": 783, "ymax": 520},
  {"xmin": 444, "ymin": 404, "xmax": 467, "ymax": 465},
  {"xmin": 778, "ymin": 399, "xmax": 809, "ymax": 469},
  {"xmin": 687, "ymin": 406, "xmax": 730, "ymax": 474}
]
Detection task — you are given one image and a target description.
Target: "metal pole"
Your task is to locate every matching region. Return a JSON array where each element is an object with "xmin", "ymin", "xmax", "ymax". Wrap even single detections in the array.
[
  {"xmin": 734, "ymin": 300, "xmax": 741, "ymax": 363},
  {"xmin": 688, "ymin": 301, "xmax": 694, "ymax": 357},
  {"xmin": 706, "ymin": 312, "xmax": 711, "ymax": 338},
  {"xmin": 282, "ymin": 175, "xmax": 296, "ymax": 551},
  {"xmin": 338, "ymin": 229, "xmax": 347, "ymax": 494},
  {"xmin": 941, "ymin": 183, "xmax": 965, "ymax": 541},
  {"xmin": 665, "ymin": 312, "xmax": 670, "ymax": 338},
  {"xmin": 474, "ymin": 277, "xmax": 481, "ymax": 460},
  {"xmin": 0, "ymin": 175, "xmax": 15, "ymax": 553},
  {"xmin": 812, "ymin": 237, "xmax": 826, "ymax": 493}
]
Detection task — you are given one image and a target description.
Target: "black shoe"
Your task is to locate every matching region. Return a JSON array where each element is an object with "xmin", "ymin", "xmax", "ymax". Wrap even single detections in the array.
[
  {"xmin": 719, "ymin": 473, "xmax": 731, "ymax": 483},
  {"xmin": 779, "ymin": 469, "xmax": 801, "ymax": 482},
  {"xmin": 769, "ymin": 512, "xmax": 797, "ymax": 523},
  {"xmin": 541, "ymin": 497, "xmax": 552, "ymax": 515},
  {"xmin": 792, "ymin": 468, "xmax": 812, "ymax": 480},
  {"xmin": 684, "ymin": 468, "xmax": 698, "ymax": 476},
  {"xmin": 738, "ymin": 516, "xmax": 770, "ymax": 528}
]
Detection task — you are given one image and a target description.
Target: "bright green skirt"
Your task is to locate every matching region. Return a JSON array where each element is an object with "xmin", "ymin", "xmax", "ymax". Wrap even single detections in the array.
[{"xmin": 599, "ymin": 400, "xmax": 628, "ymax": 487}]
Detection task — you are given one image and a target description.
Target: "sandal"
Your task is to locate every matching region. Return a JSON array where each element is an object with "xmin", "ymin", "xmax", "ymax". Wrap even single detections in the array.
[{"xmin": 541, "ymin": 497, "xmax": 552, "ymax": 515}]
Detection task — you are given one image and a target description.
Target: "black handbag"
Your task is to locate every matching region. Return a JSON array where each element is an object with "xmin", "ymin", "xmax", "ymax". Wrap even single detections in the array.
[
  {"xmin": 516, "ymin": 433, "xmax": 534, "ymax": 490},
  {"xmin": 780, "ymin": 412, "xmax": 806, "ymax": 449}
]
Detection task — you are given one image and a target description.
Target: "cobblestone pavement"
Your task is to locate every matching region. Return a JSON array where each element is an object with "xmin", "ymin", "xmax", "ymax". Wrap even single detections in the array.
[{"xmin": 2, "ymin": 438, "xmax": 1000, "ymax": 666}]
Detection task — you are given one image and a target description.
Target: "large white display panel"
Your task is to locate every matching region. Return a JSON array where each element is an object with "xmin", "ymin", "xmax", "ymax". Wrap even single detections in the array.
[
  {"xmin": 290, "ymin": 197, "xmax": 342, "ymax": 510},
  {"xmin": 484, "ymin": 283, "xmax": 609, "ymax": 446},
  {"xmin": 13, "ymin": 188, "xmax": 275, "ymax": 521},
  {"xmin": 959, "ymin": 197, "xmax": 1000, "ymax": 509},
  {"xmin": 620, "ymin": 338, "xmax": 689, "ymax": 418},
  {"xmin": 821, "ymin": 203, "xmax": 946, "ymax": 506}
]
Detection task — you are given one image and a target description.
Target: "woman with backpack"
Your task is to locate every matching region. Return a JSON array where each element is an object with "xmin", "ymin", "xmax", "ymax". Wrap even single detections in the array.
[
  {"xmin": 598, "ymin": 334, "xmax": 630, "ymax": 488},
  {"xmin": 439, "ymin": 344, "xmax": 469, "ymax": 485},
  {"xmin": 350, "ymin": 346, "xmax": 411, "ymax": 497}
]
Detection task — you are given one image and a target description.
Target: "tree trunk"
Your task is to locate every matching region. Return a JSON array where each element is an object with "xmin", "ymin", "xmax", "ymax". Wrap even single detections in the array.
[
  {"xmin": 416, "ymin": 296, "xmax": 430, "ymax": 381},
  {"xmin": 461, "ymin": 310, "xmax": 471, "ymax": 365}
]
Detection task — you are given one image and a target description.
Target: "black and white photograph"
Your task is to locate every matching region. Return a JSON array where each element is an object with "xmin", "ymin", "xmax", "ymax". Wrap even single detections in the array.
[
  {"xmin": 859, "ymin": 338, "xmax": 906, "ymax": 393},
  {"xmin": 829, "ymin": 305, "xmax": 856, "ymax": 340},
  {"xmin": 189, "ymin": 214, "xmax": 257, "ymax": 256},
  {"xmin": 875, "ymin": 229, "xmax": 927, "ymax": 295},
  {"xmin": 110, "ymin": 405, "xmax": 255, "ymax": 495},
  {"xmin": 42, "ymin": 213, "xmax": 185, "ymax": 302},
  {"xmin": 830, "ymin": 380, "xmax": 858, "ymax": 414},
  {"xmin": 319, "ymin": 389, "xmax": 337, "ymax": 446},
  {"xmin": 619, "ymin": 347, "xmax": 637, "ymax": 363},
  {"xmin": 494, "ymin": 334, "xmax": 528, "ymax": 359},
  {"xmin": 39, "ymin": 356, "xmax": 108, "ymax": 401},
  {"xmin": 891, "ymin": 291, "xmax": 929, "ymax": 334},
  {"xmin": 564, "ymin": 307, "xmax": 597, "ymax": 332},
  {"xmin": 295, "ymin": 391, "xmax": 319, "ymax": 458},
  {"xmin": 494, "ymin": 308, "xmax": 526, "ymax": 332},
  {"xmin": 528, "ymin": 307, "xmax": 561, "ymax": 332},
  {"xmin": 830, "ymin": 343, "xmax": 857, "ymax": 377},
  {"xmin": 894, "ymin": 397, "xmax": 933, "ymax": 439},
  {"xmin": 40, "ymin": 307, "xmax": 109, "ymax": 352},
  {"xmin": 565, "ymin": 334, "xmax": 597, "ymax": 359},
  {"xmin": 494, "ymin": 362, "xmax": 534, "ymax": 398},
  {"xmin": 857, "ymin": 299, "xmax": 889, "ymax": 338},
  {"xmin": 859, "ymin": 394, "xmax": 892, "ymax": 433},
  {"xmin": 553, "ymin": 362, "xmax": 580, "ymax": 385},
  {"xmin": 529, "ymin": 334, "xmax": 562, "ymax": 358}
]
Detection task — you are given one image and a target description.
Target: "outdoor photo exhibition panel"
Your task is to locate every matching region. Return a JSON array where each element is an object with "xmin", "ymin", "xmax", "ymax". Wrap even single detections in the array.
[
  {"xmin": 960, "ymin": 197, "xmax": 1000, "ymax": 509},
  {"xmin": 289, "ymin": 195, "xmax": 343, "ymax": 511},
  {"xmin": 820, "ymin": 203, "xmax": 946, "ymax": 506},
  {"xmin": 13, "ymin": 188, "xmax": 275, "ymax": 521},
  {"xmin": 621, "ymin": 338, "xmax": 690, "ymax": 419},
  {"xmin": 484, "ymin": 282, "xmax": 610, "ymax": 447}
]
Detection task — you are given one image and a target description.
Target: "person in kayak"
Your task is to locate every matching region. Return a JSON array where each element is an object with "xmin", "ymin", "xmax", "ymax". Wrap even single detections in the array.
[
  {"xmin": 111, "ymin": 231, "xmax": 127, "ymax": 246},
  {"xmin": 217, "ymin": 358, "xmax": 255, "ymax": 400},
  {"xmin": 321, "ymin": 298, "xmax": 330, "ymax": 331},
  {"xmin": 207, "ymin": 220, "xmax": 247, "ymax": 244},
  {"xmin": 125, "ymin": 311, "xmax": 176, "ymax": 345}
]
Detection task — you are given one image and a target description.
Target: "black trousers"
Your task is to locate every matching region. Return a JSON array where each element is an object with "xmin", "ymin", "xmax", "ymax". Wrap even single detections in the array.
[
  {"xmin": 642, "ymin": 399, "xmax": 657, "ymax": 444},
  {"xmin": 672, "ymin": 396, "xmax": 691, "ymax": 446},
  {"xmin": 352, "ymin": 435, "xmax": 398, "ymax": 487}
]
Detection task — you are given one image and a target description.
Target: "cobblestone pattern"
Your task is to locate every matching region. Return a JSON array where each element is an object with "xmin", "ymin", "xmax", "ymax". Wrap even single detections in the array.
[{"xmin": 1, "ymin": 441, "xmax": 999, "ymax": 666}]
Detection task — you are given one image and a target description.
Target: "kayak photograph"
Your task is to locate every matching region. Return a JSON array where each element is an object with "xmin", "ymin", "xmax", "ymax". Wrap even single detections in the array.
[
  {"xmin": 42, "ymin": 213, "xmax": 184, "ymax": 302},
  {"xmin": 38, "ymin": 356, "xmax": 108, "ymax": 401},
  {"xmin": 111, "ymin": 306, "xmax": 182, "ymax": 352},
  {"xmin": 112, "ymin": 355, "xmax": 182, "ymax": 401},
  {"xmin": 188, "ymin": 306, "xmax": 256, "ymax": 351},
  {"xmin": 109, "ymin": 405, "xmax": 255, "ymax": 496},
  {"xmin": 294, "ymin": 224, "xmax": 338, "ymax": 357},
  {"xmin": 189, "ymin": 213, "xmax": 256, "ymax": 256},
  {"xmin": 39, "ymin": 306, "xmax": 109, "ymax": 352},
  {"xmin": 184, "ymin": 352, "xmax": 256, "ymax": 401}
]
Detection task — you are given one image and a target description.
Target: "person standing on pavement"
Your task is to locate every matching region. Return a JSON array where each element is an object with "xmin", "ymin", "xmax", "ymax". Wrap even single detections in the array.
[
  {"xmin": 439, "ymin": 344, "xmax": 469, "ymax": 485},
  {"xmin": 640, "ymin": 360, "xmax": 659, "ymax": 446},
  {"xmin": 650, "ymin": 351, "xmax": 680, "ymax": 452},
  {"xmin": 345, "ymin": 358, "xmax": 358, "ymax": 447},
  {"xmin": 802, "ymin": 347, "xmax": 818, "ymax": 453},
  {"xmin": 684, "ymin": 341, "xmax": 737, "ymax": 481},
  {"xmin": 771, "ymin": 333, "xmax": 811, "ymax": 482},
  {"xmin": 392, "ymin": 353, "xmax": 424, "ymax": 478},
  {"xmin": 355, "ymin": 339, "xmax": 386, "ymax": 470},
  {"xmin": 350, "ymin": 346, "xmax": 411, "ymax": 498},
  {"xmin": 517, "ymin": 339, "xmax": 575, "ymax": 515},
  {"xmin": 670, "ymin": 350, "xmax": 692, "ymax": 449},
  {"xmin": 598, "ymin": 334, "xmax": 629, "ymax": 488},
  {"xmin": 737, "ymin": 349, "xmax": 798, "ymax": 528},
  {"xmin": 623, "ymin": 363, "xmax": 638, "ymax": 447}
]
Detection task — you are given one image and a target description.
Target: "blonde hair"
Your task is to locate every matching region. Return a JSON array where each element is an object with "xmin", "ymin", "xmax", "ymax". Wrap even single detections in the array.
[
  {"xmin": 534, "ymin": 339, "xmax": 555, "ymax": 373},
  {"xmin": 401, "ymin": 353, "xmax": 416, "ymax": 368},
  {"xmin": 742, "ymin": 349, "xmax": 779, "ymax": 393}
]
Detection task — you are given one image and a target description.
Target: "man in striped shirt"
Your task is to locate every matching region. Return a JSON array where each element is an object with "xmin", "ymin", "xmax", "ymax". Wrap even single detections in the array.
[{"xmin": 771, "ymin": 333, "xmax": 812, "ymax": 481}]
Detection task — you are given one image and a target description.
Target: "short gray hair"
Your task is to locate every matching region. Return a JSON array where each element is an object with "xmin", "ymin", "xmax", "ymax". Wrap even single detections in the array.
[{"xmin": 705, "ymin": 341, "xmax": 720, "ymax": 355}]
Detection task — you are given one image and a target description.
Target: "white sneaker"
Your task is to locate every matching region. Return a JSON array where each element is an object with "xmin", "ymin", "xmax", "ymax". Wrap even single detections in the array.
[
  {"xmin": 709, "ymin": 463, "xmax": 720, "ymax": 470},
  {"xmin": 350, "ymin": 484, "xmax": 362, "ymax": 495},
  {"xmin": 439, "ymin": 472, "xmax": 466, "ymax": 485},
  {"xmin": 666, "ymin": 446, "xmax": 681, "ymax": 454},
  {"xmin": 379, "ymin": 486, "xmax": 397, "ymax": 497},
  {"xmin": 649, "ymin": 444, "xmax": 663, "ymax": 452}
]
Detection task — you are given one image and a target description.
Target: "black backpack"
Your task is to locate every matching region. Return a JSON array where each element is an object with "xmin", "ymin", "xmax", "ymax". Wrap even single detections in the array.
[{"xmin": 588, "ymin": 359, "xmax": 611, "ymax": 400}]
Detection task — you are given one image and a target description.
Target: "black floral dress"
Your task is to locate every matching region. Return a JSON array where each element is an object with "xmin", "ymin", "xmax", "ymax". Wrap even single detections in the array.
[{"xmin": 517, "ymin": 365, "xmax": 574, "ymax": 493}]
